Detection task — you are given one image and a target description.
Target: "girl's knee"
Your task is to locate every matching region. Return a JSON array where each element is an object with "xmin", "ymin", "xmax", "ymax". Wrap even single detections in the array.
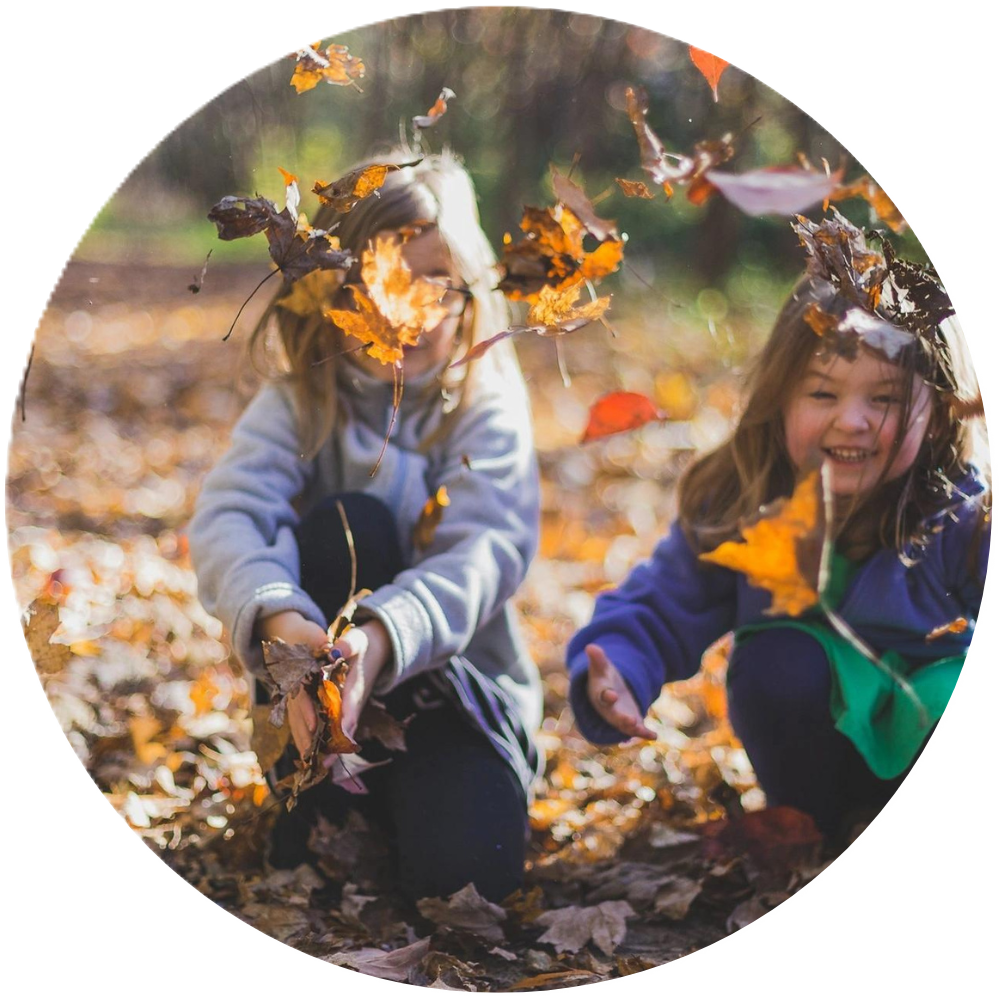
[{"xmin": 727, "ymin": 627, "xmax": 832, "ymax": 714}]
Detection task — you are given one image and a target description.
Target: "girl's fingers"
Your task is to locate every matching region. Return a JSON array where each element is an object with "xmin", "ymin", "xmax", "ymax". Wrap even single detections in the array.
[
  {"xmin": 585, "ymin": 644, "xmax": 611, "ymax": 676},
  {"xmin": 599, "ymin": 687, "xmax": 618, "ymax": 706}
]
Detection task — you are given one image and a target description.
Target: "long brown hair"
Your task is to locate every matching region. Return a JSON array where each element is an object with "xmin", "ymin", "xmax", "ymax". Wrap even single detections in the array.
[
  {"xmin": 249, "ymin": 148, "xmax": 515, "ymax": 457},
  {"xmin": 678, "ymin": 275, "xmax": 987, "ymax": 560}
]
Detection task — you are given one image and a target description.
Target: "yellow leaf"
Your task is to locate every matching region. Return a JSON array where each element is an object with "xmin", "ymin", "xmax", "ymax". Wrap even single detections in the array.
[
  {"xmin": 413, "ymin": 486, "xmax": 450, "ymax": 551},
  {"xmin": 700, "ymin": 470, "xmax": 822, "ymax": 616}
]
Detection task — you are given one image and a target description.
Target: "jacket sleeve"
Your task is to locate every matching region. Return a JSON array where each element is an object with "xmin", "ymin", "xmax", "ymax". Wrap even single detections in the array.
[
  {"xmin": 567, "ymin": 524, "xmax": 738, "ymax": 744},
  {"xmin": 187, "ymin": 383, "xmax": 325, "ymax": 677},
  {"xmin": 357, "ymin": 381, "xmax": 540, "ymax": 693}
]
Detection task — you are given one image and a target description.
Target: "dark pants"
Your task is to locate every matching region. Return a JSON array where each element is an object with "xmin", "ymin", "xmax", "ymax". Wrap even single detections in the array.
[
  {"xmin": 727, "ymin": 627, "xmax": 911, "ymax": 836},
  {"xmin": 268, "ymin": 493, "xmax": 527, "ymax": 903}
]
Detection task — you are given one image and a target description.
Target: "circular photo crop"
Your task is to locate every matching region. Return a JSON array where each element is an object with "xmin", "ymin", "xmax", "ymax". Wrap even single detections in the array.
[{"xmin": 7, "ymin": 6, "xmax": 990, "ymax": 989}]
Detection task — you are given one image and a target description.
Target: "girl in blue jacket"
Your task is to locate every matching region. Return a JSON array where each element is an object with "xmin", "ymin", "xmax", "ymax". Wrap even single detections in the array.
[{"xmin": 568, "ymin": 216, "xmax": 990, "ymax": 836}]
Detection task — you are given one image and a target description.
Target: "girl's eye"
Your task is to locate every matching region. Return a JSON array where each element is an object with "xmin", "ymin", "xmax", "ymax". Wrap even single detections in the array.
[
  {"xmin": 873, "ymin": 394, "xmax": 903, "ymax": 406},
  {"xmin": 808, "ymin": 390, "xmax": 835, "ymax": 400}
]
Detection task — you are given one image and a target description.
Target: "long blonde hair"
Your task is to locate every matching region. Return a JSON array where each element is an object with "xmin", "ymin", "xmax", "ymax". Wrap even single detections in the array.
[
  {"xmin": 679, "ymin": 275, "xmax": 988, "ymax": 559},
  {"xmin": 250, "ymin": 148, "xmax": 515, "ymax": 456}
]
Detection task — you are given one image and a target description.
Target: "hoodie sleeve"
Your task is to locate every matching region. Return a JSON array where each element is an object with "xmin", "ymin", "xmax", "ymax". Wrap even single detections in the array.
[
  {"xmin": 357, "ymin": 380, "xmax": 540, "ymax": 693},
  {"xmin": 566, "ymin": 524, "xmax": 738, "ymax": 744},
  {"xmin": 187, "ymin": 383, "xmax": 326, "ymax": 677}
]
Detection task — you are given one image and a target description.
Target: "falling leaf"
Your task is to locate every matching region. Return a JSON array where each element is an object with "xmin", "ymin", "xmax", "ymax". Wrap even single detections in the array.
[
  {"xmin": 22, "ymin": 599, "xmax": 72, "ymax": 675},
  {"xmin": 312, "ymin": 160, "xmax": 421, "ymax": 214},
  {"xmin": 327, "ymin": 236, "xmax": 449, "ymax": 365},
  {"xmin": 615, "ymin": 177, "xmax": 655, "ymax": 199},
  {"xmin": 452, "ymin": 282, "xmax": 610, "ymax": 366},
  {"xmin": 290, "ymin": 42, "xmax": 365, "ymax": 93},
  {"xmin": 705, "ymin": 165, "xmax": 844, "ymax": 216},
  {"xmin": 689, "ymin": 45, "xmax": 730, "ymax": 101},
  {"xmin": 275, "ymin": 268, "xmax": 346, "ymax": 317},
  {"xmin": 700, "ymin": 469, "xmax": 823, "ymax": 616},
  {"xmin": 551, "ymin": 167, "xmax": 618, "ymax": 242},
  {"xmin": 188, "ymin": 250, "xmax": 212, "ymax": 294},
  {"xmin": 328, "ymin": 937, "xmax": 431, "ymax": 982},
  {"xmin": 499, "ymin": 202, "xmax": 623, "ymax": 303},
  {"xmin": 622, "ymin": 87, "xmax": 734, "ymax": 199},
  {"xmin": 925, "ymin": 617, "xmax": 968, "ymax": 642},
  {"xmin": 413, "ymin": 87, "xmax": 456, "ymax": 129},
  {"xmin": 829, "ymin": 174, "xmax": 907, "ymax": 233},
  {"xmin": 417, "ymin": 883, "xmax": 507, "ymax": 944},
  {"xmin": 581, "ymin": 391, "xmax": 664, "ymax": 443},
  {"xmin": 207, "ymin": 169, "xmax": 353, "ymax": 297},
  {"xmin": 413, "ymin": 485, "xmax": 451, "ymax": 551},
  {"xmin": 535, "ymin": 900, "xmax": 635, "ymax": 955}
]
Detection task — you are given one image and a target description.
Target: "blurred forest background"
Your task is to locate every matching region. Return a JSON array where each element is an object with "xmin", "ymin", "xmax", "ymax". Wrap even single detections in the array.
[{"xmin": 9, "ymin": 7, "xmax": 941, "ymax": 990}]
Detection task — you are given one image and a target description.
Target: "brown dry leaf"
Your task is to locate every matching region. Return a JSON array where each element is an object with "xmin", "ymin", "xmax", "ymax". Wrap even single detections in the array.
[
  {"xmin": 328, "ymin": 236, "xmax": 448, "ymax": 366},
  {"xmin": 417, "ymin": 883, "xmax": 507, "ymax": 944},
  {"xmin": 705, "ymin": 166, "xmax": 844, "ymax": 217},
  {"xmin": 355, "ymin": 700, "xmax": 408, "ymax": 752},
  {"xmin": 689, "ymin": 45, "xmax": 730, "ymax": 101},
  {"xmin": 535, "ymin": 900, "xmax": 635, "ymax": 955},
  {"xmin": 615, "ymin": 178, "xmax": 654, "ymax": 199},
  {"xmin": 261, "ymin": 639, "xmax": 325, "ymax": 716},
  {"xmin": 290, "ymin": 42, "xmax": 365, "ymax": 93},
  {"xmin": 250, "ymin": 704, "xmax": 290, "ymax": 773},
  {"xmin": 312, "ymin": 161, "xmax": 420, "ymax": 214},
  {"xmin": 509, "ymin": 970, "xmax": 602, "ymax": 991},
  {"xmin": 700, "ymin": 469, "xmax": 822, "ymax": 616},
  {"xmin": 328, "ymin": 937, "xmax": 431, "ymax": 982},
  {"xmin": 22, "ymin": 599, "xmax": 71, "ymax": 675},
  {"xmin": 413, "ymin": 485, "xmax": 451, "ymax": 551},
  {"xmin": 413, "ymin": 87, "xmax": 456, "ymax": 129},
  {"xmin": 551, "ymin": 167, "xmax": 618, "ymax": 242},
  {"xmin": 653, "ymin": 877, "xmax": 703, "ymax": 920},
  {"xmin": 926, "ymin": 617, "xmax": 968, "ymax": 642}
]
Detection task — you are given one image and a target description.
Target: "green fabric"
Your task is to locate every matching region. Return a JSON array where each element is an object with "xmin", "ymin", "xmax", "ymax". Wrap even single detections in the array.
[{"xmin": 732, "ymin": 554, "xmax": 964, "ymax": 780}]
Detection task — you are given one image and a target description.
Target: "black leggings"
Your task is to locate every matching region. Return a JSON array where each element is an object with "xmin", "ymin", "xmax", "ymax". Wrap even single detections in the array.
[{"xmin": 268, "ymin": 493, "xmax": 527, "ymax": 903}]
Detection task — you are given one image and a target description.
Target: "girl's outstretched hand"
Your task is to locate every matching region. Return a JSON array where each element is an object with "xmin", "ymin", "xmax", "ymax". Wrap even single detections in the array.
[
  {"xmin": 257, "ymin": 610, "xmax": 329, "ymax": 757},
  {"xmin": 334, "ymin": 619, "xmax": 392, "ymax": 740},
  {"xmin": 585, "ymin": 644, "xmax": 656, "ymax": 740}
]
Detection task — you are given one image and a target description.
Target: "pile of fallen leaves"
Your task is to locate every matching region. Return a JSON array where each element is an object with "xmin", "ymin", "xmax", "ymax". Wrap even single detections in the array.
[{"xmin": 7, "ymin": 259, "xmax": 853, "ymax": 987}]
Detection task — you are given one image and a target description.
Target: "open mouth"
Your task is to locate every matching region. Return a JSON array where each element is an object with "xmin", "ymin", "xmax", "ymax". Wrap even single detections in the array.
[{"xmin": 823, "ymin": 446, "xmax": 874, "ymax": 464}]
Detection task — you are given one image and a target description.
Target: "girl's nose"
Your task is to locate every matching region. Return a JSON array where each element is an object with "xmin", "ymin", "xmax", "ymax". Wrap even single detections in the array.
[{"xmin": 832, "ymin": 401, "xmax": 871, "ymax": 433}]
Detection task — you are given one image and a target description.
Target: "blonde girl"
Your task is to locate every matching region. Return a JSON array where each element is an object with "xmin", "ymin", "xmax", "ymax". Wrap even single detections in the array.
[{"xmin": 190, "ymin": 151, "xmax": 542, "ymax": 901}]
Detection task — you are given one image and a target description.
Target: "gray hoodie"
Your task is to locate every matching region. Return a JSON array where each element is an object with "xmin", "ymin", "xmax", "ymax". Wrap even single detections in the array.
[{"xmin": 188, "ymin": 355, "xmax": 543, "ymax": 787}]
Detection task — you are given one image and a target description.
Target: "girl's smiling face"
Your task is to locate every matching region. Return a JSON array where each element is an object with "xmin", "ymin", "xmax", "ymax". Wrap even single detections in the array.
[
  {"xmin": 348, "ymin": 227, "xmax": 467, "ymax": 383},
  {"xmin": 782, "ymin": 348, "xmax": 933, "ymax": 496}
]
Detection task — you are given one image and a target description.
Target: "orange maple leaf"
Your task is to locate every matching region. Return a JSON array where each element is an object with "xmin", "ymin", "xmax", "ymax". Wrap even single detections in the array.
[
  {"xmin": 291, "ymin": 42, "xmax": 365, "ymax": 93},
  {"xmin": 700, "ymin": 470, "xmax": 822, "ymax": 616},
  {"xmin": 581, "ymin": 391, "xmax": 664, "ymax": 443},
  {"xmin": 326, "ymin": 236, "xmax": 448, "ymax": 365},
  {"xmin": 689, "ymin": 45, "xmax": 729, "ymax": 102}
]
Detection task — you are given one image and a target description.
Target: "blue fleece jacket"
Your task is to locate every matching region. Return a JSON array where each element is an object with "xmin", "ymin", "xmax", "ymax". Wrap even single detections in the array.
[{"xmin": 567, "ymin": 473, "xmax": 991, "ymax": 745}]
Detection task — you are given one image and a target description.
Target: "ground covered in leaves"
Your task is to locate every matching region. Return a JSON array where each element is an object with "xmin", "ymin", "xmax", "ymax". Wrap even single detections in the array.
[{"xmin": 9, "ymin": 261, "xmax": 844, "ymax": 989}]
